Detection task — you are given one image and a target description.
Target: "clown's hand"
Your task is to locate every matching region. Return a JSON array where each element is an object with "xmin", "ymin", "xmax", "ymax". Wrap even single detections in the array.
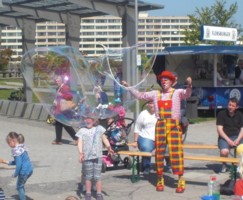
[
  {"xmin": 185, "ymin": 77, "xmax": 192, "ymax": 87},
  {"xmin": 121, "ymin": 80, "xmax": 129, "ymax": 87}
]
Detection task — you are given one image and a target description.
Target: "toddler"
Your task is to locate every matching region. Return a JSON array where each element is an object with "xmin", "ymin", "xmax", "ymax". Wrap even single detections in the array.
[
  {"xmin": 0, "ymin": 132, "xmax": 33, "ymax": 200},
  {"xmin": 106, "ymin": 118, "xmax": 127, "ymax": 146}
]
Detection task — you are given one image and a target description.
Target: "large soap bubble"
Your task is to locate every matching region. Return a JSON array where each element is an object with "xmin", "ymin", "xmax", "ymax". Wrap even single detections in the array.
[
  {"xmin": 21, "ymin": 38, "xmax": 161, "ymax": 128},
  {"xmin": 21, "ymin": 46, "xmax": 116, "ymax": 127}
]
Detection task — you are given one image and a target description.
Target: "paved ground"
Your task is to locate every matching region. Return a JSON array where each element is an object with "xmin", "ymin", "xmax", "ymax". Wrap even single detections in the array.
[{"xmin": 0, "ymin": 115, "xmax": 234, "ymax": 200}]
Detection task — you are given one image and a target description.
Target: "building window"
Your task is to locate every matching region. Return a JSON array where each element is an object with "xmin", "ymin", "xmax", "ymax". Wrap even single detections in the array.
[
  {"xmin": 97, "ymin": 38, "xmax": 107, "ymax": 42},
  {"xmin": 82, "ymin": 19, "xmax": 95, "ymax": 23},
  {"xmin": 146, "ymin": 19, "xmax": 153, "ymax": 23},
  {"xmin": 96, "ymin": 19, "xmax": 106, "ymax": 23},
  {"xmin": 171, "ymin": 19, "xmax": 179, "ymax": 23},
  {"xmin": 162, "ymin": 19, "xmax": 170, "ymax": 23},
  {"xmin": 162, "ymin": 25, "xmax": 170, "ymax": 29}
]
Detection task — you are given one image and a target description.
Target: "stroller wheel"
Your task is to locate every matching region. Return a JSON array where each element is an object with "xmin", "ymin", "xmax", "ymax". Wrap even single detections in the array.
[
  {"xmin": 123, "ymin": 157, "xmax": 132, "ymax": 169},
  {"xmin": 102, "ymin": 161, "xmax": 107, "ymax": 173}
]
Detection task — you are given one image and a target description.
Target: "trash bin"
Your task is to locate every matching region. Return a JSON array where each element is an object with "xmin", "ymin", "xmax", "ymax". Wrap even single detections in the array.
[{"xmin": 186, "ymin": 96, "xmax": 199, "ymax": 119}]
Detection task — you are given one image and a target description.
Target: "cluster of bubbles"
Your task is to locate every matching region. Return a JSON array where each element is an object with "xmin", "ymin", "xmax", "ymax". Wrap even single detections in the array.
[{"xmin": 20, "ymin": 38, "xmax": 161, "ymax": 127}]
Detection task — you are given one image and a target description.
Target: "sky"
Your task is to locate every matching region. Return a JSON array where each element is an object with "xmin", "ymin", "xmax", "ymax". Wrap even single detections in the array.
[{"xmin": 145, "ymin": 0, "xmax": 243, "ymax": 26}]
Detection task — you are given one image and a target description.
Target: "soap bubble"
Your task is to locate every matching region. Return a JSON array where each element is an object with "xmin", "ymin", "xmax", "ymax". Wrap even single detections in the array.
[
  {"xmin": 20, "ymin": 38, "xmax": 161, "ymax": 128},
  {"xmin": 20, "ymin": 46, "xmax": 117, "ymax": 127},
  {"xmin": 97, "ymin": 38, "xmax": 161, "ymax": 89},
  {"xmin": 94, "ymin": 37, "xmax": 162, "ymax": 109}
]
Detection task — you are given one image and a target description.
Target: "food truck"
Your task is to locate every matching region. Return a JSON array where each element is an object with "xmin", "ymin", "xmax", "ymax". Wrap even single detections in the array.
[{"xmin": 153, "ymin": 45, "xmax": 243, "ymax": 111}]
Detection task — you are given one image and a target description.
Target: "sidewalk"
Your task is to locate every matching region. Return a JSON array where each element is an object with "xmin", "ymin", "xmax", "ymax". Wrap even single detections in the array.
[{"xmin": 0, "ymin": 116, "xmax": 232, "ymax": 200}]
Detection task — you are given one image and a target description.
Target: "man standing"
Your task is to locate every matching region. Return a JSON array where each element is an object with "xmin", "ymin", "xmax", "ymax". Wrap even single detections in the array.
[
  {"xmin": 216, "ymin": 97, "xmax": 243, "ymax": 173},
  {"xmin": 122, "ymin": 70, "xmax": 192, "ymax": 193}
]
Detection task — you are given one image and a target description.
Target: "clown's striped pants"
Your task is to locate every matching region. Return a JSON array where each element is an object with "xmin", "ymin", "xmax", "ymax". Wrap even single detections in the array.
[{"xmin": 155, "ymin": 118, "xmax": 184, "ymax": 176}]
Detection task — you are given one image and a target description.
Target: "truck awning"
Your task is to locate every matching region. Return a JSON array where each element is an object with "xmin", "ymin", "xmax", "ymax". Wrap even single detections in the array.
[{"xmin": 158, "ymin": 45, "xmax": 243, "ymax": 55}]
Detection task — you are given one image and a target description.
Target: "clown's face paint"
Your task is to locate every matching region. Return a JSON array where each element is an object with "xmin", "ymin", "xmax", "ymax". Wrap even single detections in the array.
[{"xmin": 160, "ymin": 78, "xmax": 172, "ymax": 91}]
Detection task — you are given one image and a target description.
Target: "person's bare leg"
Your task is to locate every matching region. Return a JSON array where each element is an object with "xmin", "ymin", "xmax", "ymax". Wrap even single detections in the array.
[
  {"xmin": 96, "ymin": 180, "xmax": 102, "ymax": 193},
  {"xmin": 85, "ymin": 180, "xmax": 92, "ymax": 193},
  {"xmin": 220, "ymin": 149, "xmax": 229, "ymax": 173}
]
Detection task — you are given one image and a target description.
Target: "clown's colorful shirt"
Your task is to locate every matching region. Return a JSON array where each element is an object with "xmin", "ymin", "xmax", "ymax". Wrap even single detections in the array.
[{"xmin": 129, "ymin": 87, "xmax": 191, "ymax": 119}]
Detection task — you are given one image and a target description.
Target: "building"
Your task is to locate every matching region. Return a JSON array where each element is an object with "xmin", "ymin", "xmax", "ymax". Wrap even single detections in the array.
[{"xmin": 0, "ymin": 13, "xmax": 191, "ymax": 58}]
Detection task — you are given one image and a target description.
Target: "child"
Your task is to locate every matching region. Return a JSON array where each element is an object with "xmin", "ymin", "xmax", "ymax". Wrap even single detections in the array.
[
  {"xmin": 76, "ymin": 112, "xmax": 114, "ymax": 200},
  {"xmin": 0, "ymin": 132, "xmax": 33, "ymax": 200},
  {"xmin": 106, "ymin": 118, "xmax": 127, "ymax": 146},
  {"xmin": 109, "ymin": 98, "xmax": 126, "ymax": 127}
]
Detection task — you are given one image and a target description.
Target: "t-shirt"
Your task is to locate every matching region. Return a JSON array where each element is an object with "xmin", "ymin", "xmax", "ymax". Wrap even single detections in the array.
[
  {"xmin": 134, "ymin": 109, "xmax": 157, "ymax": 141},
  {"xmin": 75, "ymin": 125, "xmax": 106, "ymax": 160},
  {"xmin": 216, "ymin": 109, "xmax": 243, "ymax": 137}
]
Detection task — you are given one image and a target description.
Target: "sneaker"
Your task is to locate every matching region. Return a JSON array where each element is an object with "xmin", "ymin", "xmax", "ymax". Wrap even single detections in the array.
[
  {"xmin": 176, "ymin": 178, "xmax": 186, "ymax": 193},
  {"xmin": 156, "ymin": 176, "xmax": 164, "ymax": 191},
  {"xmin": 220, "ymin": 163, "xmax": 229, "ymax": 173},
  {"xmin": 85, "ymin": 193, "xmax": 92, "ymax": 200},
  {"xmin": 96, "ymin": 193, "xmax": 104, "ymax": 200}
]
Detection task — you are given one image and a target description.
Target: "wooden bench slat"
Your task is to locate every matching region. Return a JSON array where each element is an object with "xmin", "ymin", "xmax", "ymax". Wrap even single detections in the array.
[
  {"xmin": 184, "ymin": 155, "xmax": 239, "ymax": 163},
  {"xmin": 118, "ymin": 151, "xmax": 239, "ymax": 163},
  {"xmin": 118, "ymin": 151, "xmax": 152, "ymax": 157},
  {"xmin": 183, "ymin": 144, "xmax": 218, "ymax": 149},
  {"xmin": 127, "ymin": 143, "xmax": 218, "ymax": 149}
]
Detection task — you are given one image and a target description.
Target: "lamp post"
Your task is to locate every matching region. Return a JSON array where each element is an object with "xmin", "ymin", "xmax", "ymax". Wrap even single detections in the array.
[{"xmin": 134, "ymin": 0, "xmax": 139, "ymax": 119}]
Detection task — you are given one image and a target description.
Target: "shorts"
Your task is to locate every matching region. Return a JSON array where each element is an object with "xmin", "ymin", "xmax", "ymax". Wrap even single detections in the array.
[
  {"xmin": 83, "ymin": 158, "xmax": 102, "ymax": 181},
  {"xmin": 218, "ymin": 135, "xmax": 243, "ymax": 150}
]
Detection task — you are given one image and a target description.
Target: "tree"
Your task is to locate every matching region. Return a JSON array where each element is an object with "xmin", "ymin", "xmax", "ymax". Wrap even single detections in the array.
[
  {"xmin": 183, "ymin": 0, "xmax": 242, "ymax": 45},
  {"xmin": 0, "ymin": 48, "xmax": 13, "ymax": 72}
]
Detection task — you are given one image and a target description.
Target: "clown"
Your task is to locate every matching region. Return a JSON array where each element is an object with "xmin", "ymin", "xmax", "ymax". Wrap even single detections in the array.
[{"xmin": 122, "ymin": 70, "xmax": 192, "ymax": 193}]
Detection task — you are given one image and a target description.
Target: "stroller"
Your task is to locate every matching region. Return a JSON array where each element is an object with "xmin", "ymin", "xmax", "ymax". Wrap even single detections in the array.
[{"xmin": 101, "ymin": 117, "xmax": 134, "ymax": 173}]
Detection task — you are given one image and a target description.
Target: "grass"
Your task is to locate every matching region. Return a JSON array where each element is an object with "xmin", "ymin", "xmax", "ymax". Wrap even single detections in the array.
[
  {"xmin": 0, "ymin": 77, "xmax": 40, "ymax": 103},
  {"xmin": 0, "ymin": 89, "xmax": 14, "ymax": 99},
  {"xmin": 0, "ymin": 88, "xmax": 39, "ymax": 103}
]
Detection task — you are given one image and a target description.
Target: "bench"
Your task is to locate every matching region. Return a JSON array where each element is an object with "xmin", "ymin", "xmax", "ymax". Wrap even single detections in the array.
[
  {"xmin": 118, "ymin": 151, "xmax": 152, "ymax": 183},
  {"xmin": 183, "ymin": 144, "xmax": 218, "ymax": 149},
  {"xmin": 128, "ymin": 143, "xmax": 218, "ymax": 149},
  {"xmin": 118, "ymin": 144, "xmax": 238, "ymax": 183},
  {"xmin": 184, "ymin": 155, "xmax": 239, "ymax": 163}
]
